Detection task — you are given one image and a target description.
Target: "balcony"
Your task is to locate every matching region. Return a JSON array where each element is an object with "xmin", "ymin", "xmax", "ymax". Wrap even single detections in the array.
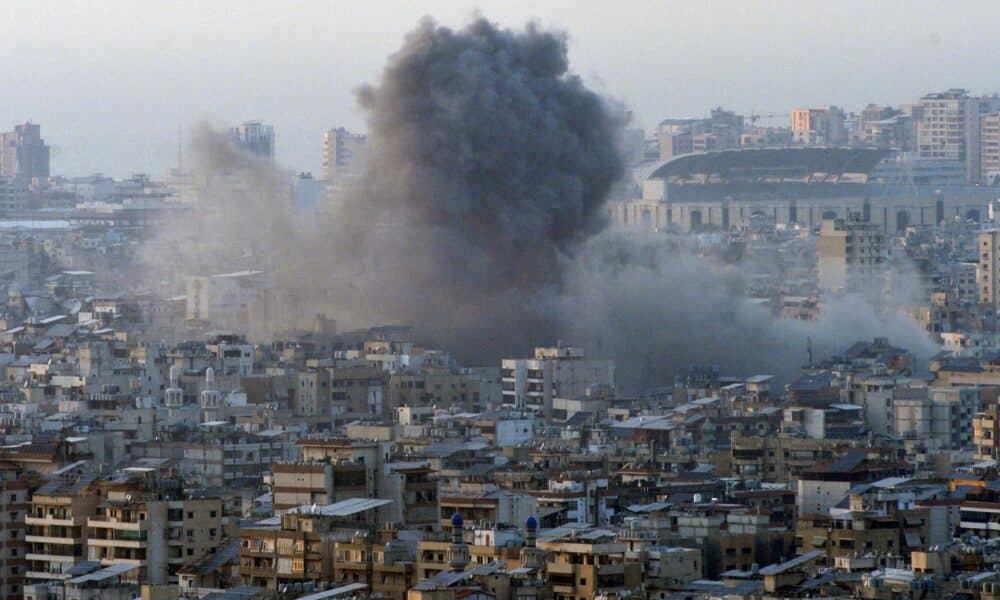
[
  {"xmin": 26, "ymin": 552, "xmax": 77, "ymax": 562},
  {"xmin": 25, "ymin": 570, "xmax": 71, "ymax": 581},
  {"xmin": 89, "ymin": 537, "xmax": 145, "ymax": 549},
  {"xmin": 546, "ymin": 562, "xmax": 575, "ymax": 576},
  {"xmin": 88, "ymin": 519, "xmax": 142, "ymax": 531},
  {"xmin": 25, "ymin": 515, "xmax": 74, "ymax": 527},
  {"xmin": 25, "ymin": 535, "xmax": 79, "ymax": 545}
]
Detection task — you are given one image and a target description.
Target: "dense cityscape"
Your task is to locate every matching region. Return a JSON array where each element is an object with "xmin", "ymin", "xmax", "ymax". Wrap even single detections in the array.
[{"xmin": 7, "ymin": 9, "xmax": 1000, "ymax": 600}]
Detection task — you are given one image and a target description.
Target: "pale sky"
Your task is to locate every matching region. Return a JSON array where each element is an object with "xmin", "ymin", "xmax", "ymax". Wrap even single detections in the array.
[{"xmin": 2, "ymin": 0, "xmax": 998, "ymax": 178}]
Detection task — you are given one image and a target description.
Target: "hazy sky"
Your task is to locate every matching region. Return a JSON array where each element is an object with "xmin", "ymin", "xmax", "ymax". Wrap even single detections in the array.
[{"xmin": 3, "ymin": 0, "xmax": 999, "ymax": 178}]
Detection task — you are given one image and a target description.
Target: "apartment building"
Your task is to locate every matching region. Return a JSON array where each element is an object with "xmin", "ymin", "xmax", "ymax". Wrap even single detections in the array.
[
  {"xmin": 817, "ymin": 214, "xmax": 887, "ymax": 294},
  {"xmin": 790, "ymin": 106, "xmax": 847, "ymax": 146},
  {"xmin": 270, "ymin": 462, "xmax": 368, "ymax": 514},
  {"xmin": 25, "ymin": 470, "xmax": 101, "ymax": 583},
  {"xmin": 230, "ymin": 121, "xmax": 275, "ymax": 160},
  {"xmin": 387, "ymin": 370, "xmax": 488, "ymax": 416},
  {"xmin": 795, "ymin": 510, "xmax": 922, "ymax": 566},
  {"xmin": 918, "ymin": 89, "xmax": 971, "ymax": 164},
  {"xmin": 330, "ymin": 528, "xmax": 415, "ymax": 598},
  {"xmin": 974, "ymin": 409, "xmax": 1000, "ymax": 461},
  {"xmin": 329, "ymin": 365, "xmax": 386, "ymax": 418},
  {"xmin": 916, "ymin": 89, "xmax": 1000, "ymax": 183},
  {"xmin": 87, "ymin": 485, "xmax": 223, "ymax": 585},
  {"xmin": 0, "ymin": 122, "xmax": 50, "ymax": 181},
  {"xmin": 181, "ymin": 431, "xmax": 290, "ymax": 492},
  {"xmin": 239, "ymin": 498, "xmax": 391, "ymax": 591},
  {"xmin": 892, "ymin": 387, "xmax": 980, "ymax": 449},
  {"xmin": 185, "ymin": 270, "xmax": 267, "ymax": 330},
  {"xmin": 979, "ymin": 230, "xmax": 1000, "ymax": 311},
  {"xmin": 729, "ymin": 433, "xmax": 841, "ymax": 482},
  {"xmin": 322, "ymin": 127, "xmax": 367, "ymax": 191},
  {"xmin": 0, "ymin": 462, "xmax": 34, "ymax": 600},
  {"xmin": 294, "ymin": 368, "xmax": 331, "ymax": 419},
  {"xmin": 297, "ymin": 438, "xmax": 383, "ymax": 464},
  {"xmin": 537, "ymin": 530, "xmax": 641, "ymax": 600},
  {"xmin": 982, "ymin": 112, "xmax": 1000, "ymax": 184},
  {"xmin": 501, "ymin": 346, "xmax": 614, "ymax": 419}
]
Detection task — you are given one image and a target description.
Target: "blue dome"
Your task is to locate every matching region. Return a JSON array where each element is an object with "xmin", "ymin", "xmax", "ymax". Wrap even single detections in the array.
[
  {"xmin": 451, "ymin": 513, "xmax": 463, "ymax": 527},
  {"xmin": 525, "ymin": 516, "xmax": 538, "ymax": 531}
]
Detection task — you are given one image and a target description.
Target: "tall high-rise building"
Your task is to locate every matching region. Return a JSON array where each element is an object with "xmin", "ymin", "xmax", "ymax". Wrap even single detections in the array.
[
  {"xmin": 917, "ymin": 89, "xmax": 969, "ymax": 164},
  {"xmin": 914, "ymin": 89, "xmax": 1000, "ymax": 183},
  {"xmin": 0, "ymin": 122, "xmax": 50, "ymax": 181},
  {"xmin": 322, "ymin": 126, "xmax": 367, "ymax": 187},
  {"xmin": 982, "ymin": 113, "xmax": 1000, "ymax": 185},
  {"xmin": 229, "ymin": 120, "xmax": 275, "ymax": 159}
]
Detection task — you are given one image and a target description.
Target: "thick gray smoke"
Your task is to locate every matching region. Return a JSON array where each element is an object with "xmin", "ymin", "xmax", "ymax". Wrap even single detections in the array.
[
  {"xmin": 142, "ymin": 16, "xmax": 938, "ymax": 390},
  {"xmin": 559, "ymin": 230, "xmax": 938, "ymax": 386},
  {"xmin": 326, "ymin": 16, "xmax": 624, "ymax": 354}
]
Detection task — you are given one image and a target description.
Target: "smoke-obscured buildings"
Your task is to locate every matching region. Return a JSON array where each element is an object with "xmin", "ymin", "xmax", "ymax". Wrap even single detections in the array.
[
  {"xmin": 0, "ymin": 123, "xmax": 50, "ymax": 181},
  {"xmin": 230, "ymin": 121, "xmax": 275, "ymax": 159},
  {"xmin": 185, "ymin": 270, "xmax": 268, "ymax": 331},
  {"xmin": 817, "ymin": 214, "xmax": 887, "ymax": 295},
  {"xmin": 322, "ymin": 127, "xmax": 367, "ymax": 193}
]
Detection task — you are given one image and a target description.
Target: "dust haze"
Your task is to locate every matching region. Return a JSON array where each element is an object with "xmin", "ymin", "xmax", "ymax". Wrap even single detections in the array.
[{"xmin": 141, "ymin": 16, "xmax": 937, "ymax": 390}]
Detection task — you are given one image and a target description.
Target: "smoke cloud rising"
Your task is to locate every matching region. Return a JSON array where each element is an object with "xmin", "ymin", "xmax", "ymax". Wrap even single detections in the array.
[
  {"xmin": 327, "ymin": 16, "xmax": 624, "ymax": 351},
  {"xmin": 143, "ymin": 16, "xmax": 938, "ymax": 390}
]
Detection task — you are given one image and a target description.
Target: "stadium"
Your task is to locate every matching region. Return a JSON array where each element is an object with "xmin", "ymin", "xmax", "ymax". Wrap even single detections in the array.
[{"xmin": 609, "ymin": 148, "xmax": 998, "ymax": 232}]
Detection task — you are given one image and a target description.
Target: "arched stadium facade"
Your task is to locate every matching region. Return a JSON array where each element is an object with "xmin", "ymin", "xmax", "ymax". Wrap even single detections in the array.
[{"xmin": 610, "ymin": 148, "xmax": 997, "ymax": 233}]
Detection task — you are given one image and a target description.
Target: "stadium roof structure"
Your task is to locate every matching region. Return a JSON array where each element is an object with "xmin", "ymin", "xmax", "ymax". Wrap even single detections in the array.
[{"xmin": 648, "ymin": 148, "xmax": 892, "ymax": 184}]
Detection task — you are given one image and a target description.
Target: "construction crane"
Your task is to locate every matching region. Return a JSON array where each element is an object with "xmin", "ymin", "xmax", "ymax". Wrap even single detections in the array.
[{"xmin": 748, "ymin": 111, "xmax": 787, "ymax": 127}]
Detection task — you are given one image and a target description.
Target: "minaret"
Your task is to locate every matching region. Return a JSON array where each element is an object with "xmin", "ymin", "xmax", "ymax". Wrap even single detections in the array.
[
  {"xmin": 165, "ymin": 366, "xmax": 183, "ymax": 419},
  {"xmin": 200, "ymin": 367, "xmax": 220, "ymax": 423},
  {"xmin": 448, "ymin": 513, "xmax": 469, "ymax": 572},
  {"xmin": 521, "ymin": 516, "xmax": 544, "ymax": 571}
]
